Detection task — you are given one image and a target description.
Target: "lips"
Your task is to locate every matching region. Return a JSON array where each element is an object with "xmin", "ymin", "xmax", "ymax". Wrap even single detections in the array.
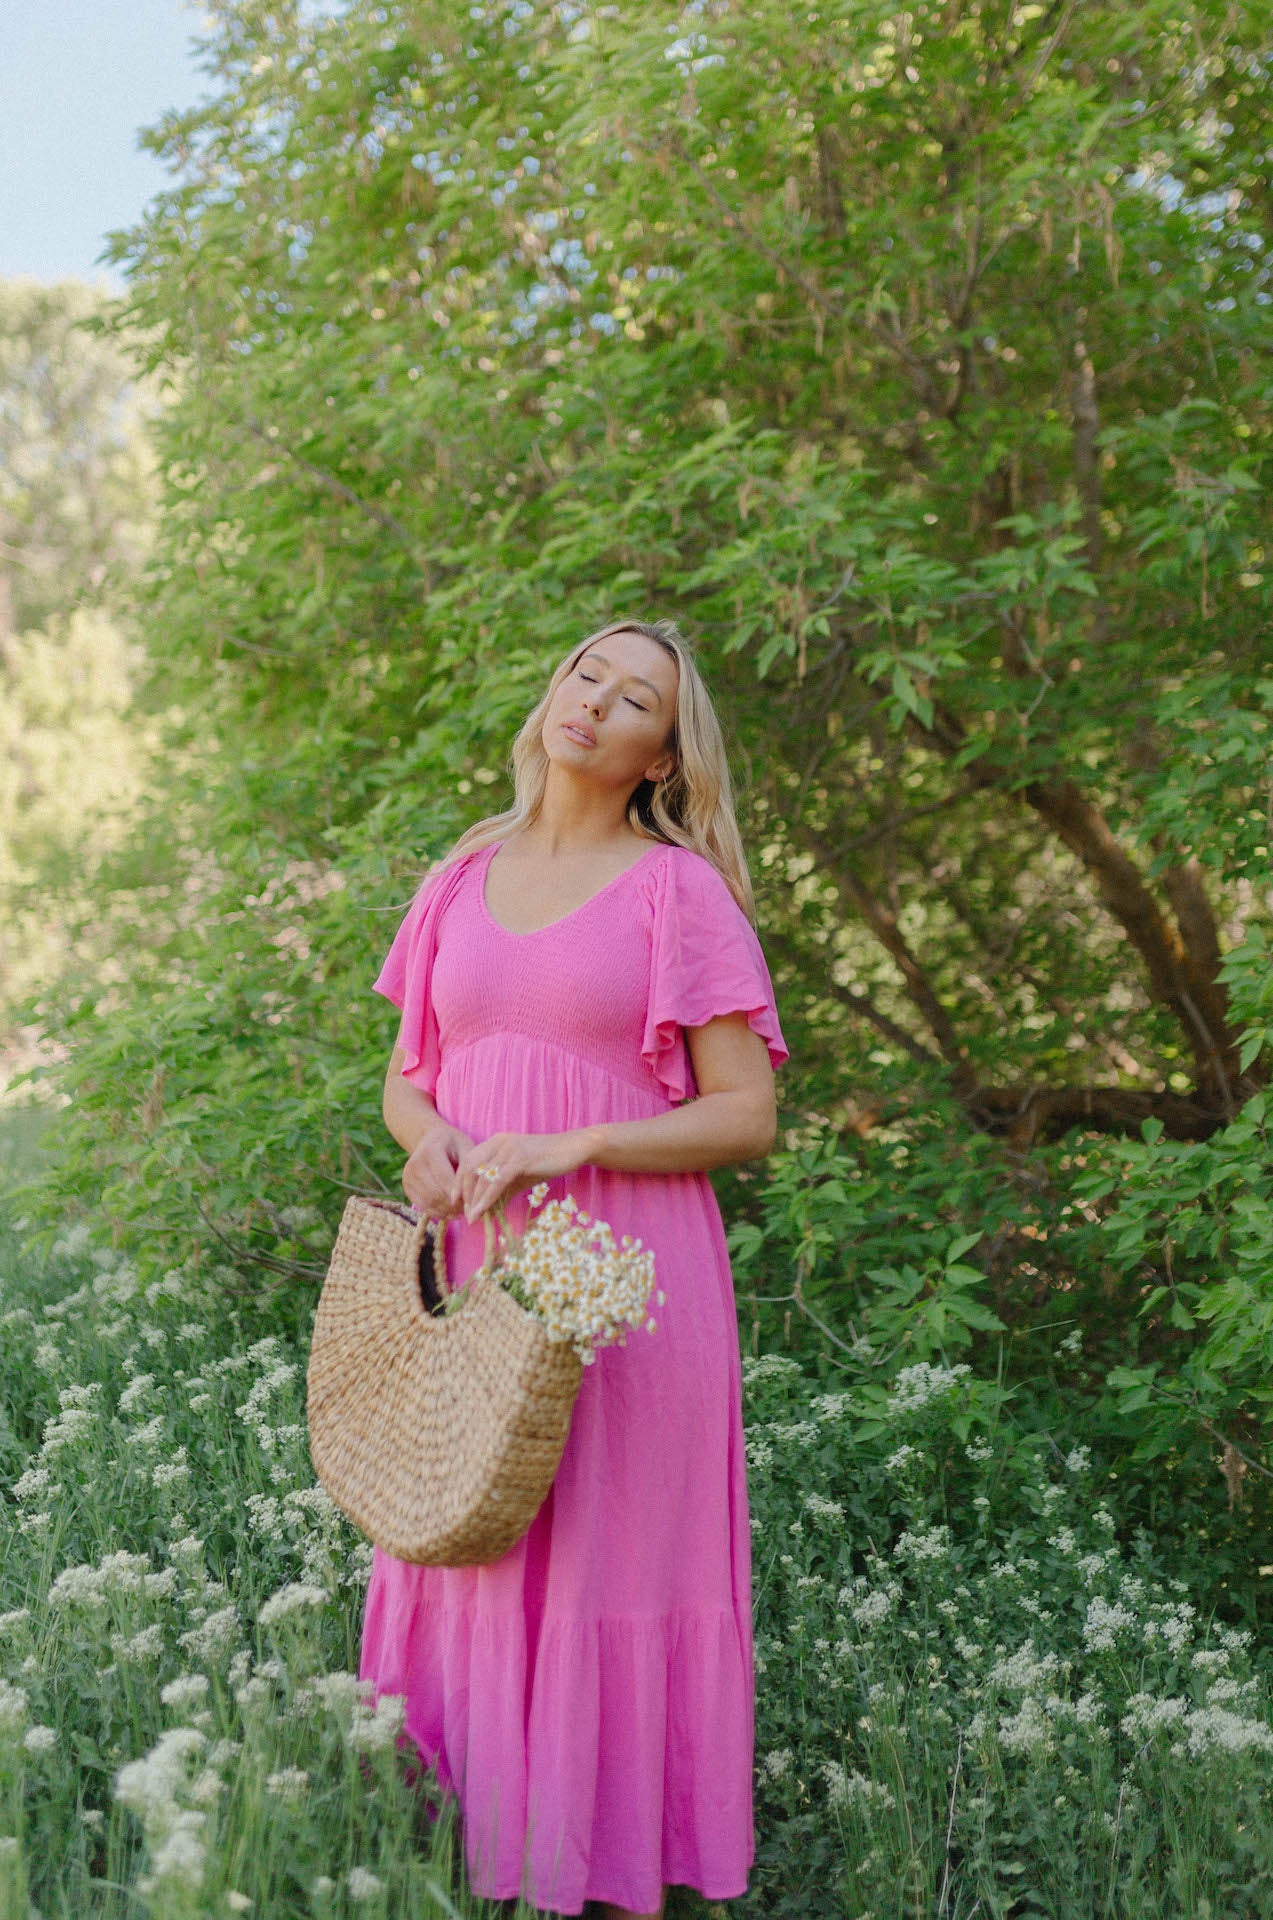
[{"xmin": 562, "ymin": 722, "xmax": 597, "ymax": 746}]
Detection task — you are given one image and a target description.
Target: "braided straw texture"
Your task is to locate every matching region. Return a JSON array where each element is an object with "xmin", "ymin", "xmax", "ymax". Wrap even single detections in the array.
[{"xmin": 307, "ymin": 1195, "xmax": 583, "ymax": 1565}]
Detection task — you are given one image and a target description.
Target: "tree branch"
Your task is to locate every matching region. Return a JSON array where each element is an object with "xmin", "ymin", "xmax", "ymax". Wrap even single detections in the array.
[
  {"xmin": 638, "ymin": 130, "xmax": 837, "ymax": 317},
  {"xmin": 908, "ymin": 700, "xmax": 1245, "ymax": 1111},
  {"xmin": 1016, "ymin": 0, "xmax": 1082, "ymax": 100},
  {"xmin": 1019, "ymin": 774, "xmax": 1243, "ymax": 1109},
  {"xmin": 767, "ymin": 922, "xmax": 942, "ymax": 1068},
  {"xmin": 966, "ymin": 1081, "xmax": 1217, "ymax": 1147},
  {"xmin": 239, "ymin": 416, "xmax": 422, "ymax": 554},
  {"xmin": 797, "ymin": 824, "xmax": 976, "ymax": 1092},
  {"xmin": 1070, "ymin": 338, "xmax": 1103, "ymax": 574}
]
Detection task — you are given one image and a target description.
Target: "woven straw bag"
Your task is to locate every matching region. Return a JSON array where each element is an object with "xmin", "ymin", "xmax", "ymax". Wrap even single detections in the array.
[{"xmin": 307, "ymin": 1194, "xmax": 583, "ymax": 1566}]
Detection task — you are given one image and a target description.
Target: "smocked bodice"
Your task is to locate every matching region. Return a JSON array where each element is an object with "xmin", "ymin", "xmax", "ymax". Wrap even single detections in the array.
[{"xmin": 429, "ymin": 842, "xmax": 666, "ymax": 1099}]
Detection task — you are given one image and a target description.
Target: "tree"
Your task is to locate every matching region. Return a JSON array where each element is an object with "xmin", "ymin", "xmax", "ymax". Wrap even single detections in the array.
[
  {"xmin": 0, "ymin": 278, "xmax": 154, "ymax": 636},
  {"xmin": 105, "ymin": 0, "xmax": 1271, "ymax": 1149},
  {"xmin": 0, "ymin": 280, "xmax": 158, "ymax": 1040},
  {"xmin": 32, "ymin": 0, "xmax": 1273, "ymax": 1492}
]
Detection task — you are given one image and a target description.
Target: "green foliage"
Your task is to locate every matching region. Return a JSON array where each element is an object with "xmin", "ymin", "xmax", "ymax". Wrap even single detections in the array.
[
  {"xmin": 1061, "ymin": 928, "xmax": 1273, "ymax": 1479},
  {"xmin": 0, "ymin": 278, "xmax": 155, "ymax": 636},
  {"xmin": 21, "ymin": 762, "xmax": 460, "ymax": 1282},
  {"xmin": 93, "ymin": 0, "xmax": 1271, "ymax": 1113},
  {"xmin": 3, "ymin": 1169, "xmax": 1271, "ymax": 1918},
  {"xmin": 1223, "ymin": 923, "xmax": 1273, "ymax": 1074},
  {"xmin": 725, "ymin": 1117, "xmax": 1029, "ymax": 1364},
  {"xmin": 0, "ymin": 1202, "xmax": 475, "ymax": 1918},
  {"xmin": 0, "ymin": 608, "xmax": 159, "ymax": 1024},
  {"xmin": 14, "ymin": 1, "xmax": 1273, "ymax": 1551},
  {"xmin": 743, "ymin": 1348, "xmax": 1273, "ymax": 1919}
]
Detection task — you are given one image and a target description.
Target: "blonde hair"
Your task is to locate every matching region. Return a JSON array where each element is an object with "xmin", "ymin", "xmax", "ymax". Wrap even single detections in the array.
[{"xmin": 433, "ymin": 618, "xmax": 759, "ymax": 922}]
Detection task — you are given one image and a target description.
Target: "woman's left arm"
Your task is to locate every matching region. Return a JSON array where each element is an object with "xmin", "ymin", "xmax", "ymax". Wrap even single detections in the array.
[{"xmin": 450, "ymin": 1012, "xmax": 777, "ymax": 1221}]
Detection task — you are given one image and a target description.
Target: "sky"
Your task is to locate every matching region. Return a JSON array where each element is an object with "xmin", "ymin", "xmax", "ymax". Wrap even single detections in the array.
[{"xmin": 0, "ymin": 0, "xmax": 210, "ymax": 288}]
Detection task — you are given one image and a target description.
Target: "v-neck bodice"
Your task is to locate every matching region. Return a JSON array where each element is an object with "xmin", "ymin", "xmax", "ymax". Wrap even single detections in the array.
[{"xmin": 477, "ymin": 837, "xmax": 664, "ymax": 940}]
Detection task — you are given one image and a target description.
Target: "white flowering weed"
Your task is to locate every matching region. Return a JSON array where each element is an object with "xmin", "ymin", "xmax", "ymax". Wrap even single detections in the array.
[
  {"xmin": 256, "ymin": 1582, "xmax": 328, "ymax": 1627},
  {"xmin": 741, "ymin": 1339, "xmax": 1273, "ymax": 1913},
  {"xmin": 345, "ymin": 1866, "xmax": 384, "ymax": 1901},
  {"xmin": 0, "ymin": 1211, "xmax": 441, "ymax": 1913},
  {"xmin": 3, "ymin": 1173, "xmax": 1272, "ymax": 1915},
  {"xmin": 0, "ymin": 1680, "xmax": 28, "ymax": 1733}
]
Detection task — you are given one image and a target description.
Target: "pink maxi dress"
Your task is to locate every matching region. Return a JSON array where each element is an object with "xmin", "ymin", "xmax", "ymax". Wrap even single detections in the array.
[{"xmin": 359, "ymin": 836, "xmax": 789, "ymax": 1915}]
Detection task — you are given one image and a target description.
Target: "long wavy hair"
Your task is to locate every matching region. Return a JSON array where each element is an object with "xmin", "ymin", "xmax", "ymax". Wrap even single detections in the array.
[{"xmin": 433, "ymin": 618, "xmax": 759, "ymax": 923}]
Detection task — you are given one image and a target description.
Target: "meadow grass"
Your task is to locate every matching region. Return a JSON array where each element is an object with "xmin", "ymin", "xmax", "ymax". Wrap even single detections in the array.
[{"xmin": 0, "ymin": 1115, "xmax": 1270, "ymax": 1918}]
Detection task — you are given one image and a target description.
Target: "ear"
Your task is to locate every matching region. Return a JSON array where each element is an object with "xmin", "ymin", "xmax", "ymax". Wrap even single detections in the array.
[{"xmin": 644, "ymin": 752, "xmax": 676, "ymax": 784}]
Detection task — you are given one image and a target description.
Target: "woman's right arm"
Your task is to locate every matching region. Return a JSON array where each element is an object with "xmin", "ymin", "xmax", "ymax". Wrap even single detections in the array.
[{"xmin": 383, "ymin": 1044, "xmax": 473, "ymax": 1216}]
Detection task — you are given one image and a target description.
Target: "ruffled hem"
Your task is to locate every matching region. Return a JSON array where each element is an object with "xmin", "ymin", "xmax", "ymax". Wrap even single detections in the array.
[
  {"xmin": 473, "ymin": 1869, "xmax": 750, "ymax": 1914},
  {"xmin": 642, "ymin": 1002, "xmax": 788, "ymax": 1108},
  {"xmin": 637, "ymin": 847, "xmax": 789, "ymax": 1103},
  {"xmin": 372, "ymin": 854, "xmax": 474, "ymax": 1090},
  {"xmin": 360, "ymin": 1577, "xmax": 755, "ymax": 1915}
]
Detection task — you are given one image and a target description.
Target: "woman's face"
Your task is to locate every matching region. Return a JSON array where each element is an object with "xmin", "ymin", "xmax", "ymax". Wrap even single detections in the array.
[{"xmin": 543, "ymin": 630, "xmax": 679, "ymax": 792}]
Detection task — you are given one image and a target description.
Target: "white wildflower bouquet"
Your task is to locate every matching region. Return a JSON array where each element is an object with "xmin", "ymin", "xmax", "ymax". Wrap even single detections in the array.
[{"xmin": 444, "ymin": 1174, "xmax": 664, "ymax": 1366}]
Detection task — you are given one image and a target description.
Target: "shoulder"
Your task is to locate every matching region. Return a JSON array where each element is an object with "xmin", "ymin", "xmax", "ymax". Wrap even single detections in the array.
[
  {"xmin": 635, "ymin": 835, "xmax": 787, "ymax": 1090},
  {"xmin": 640, "ymin": 839, "xmax": 720, "ymax": 889},
  {"xmin": 672, "ymin": 841, "xmax": 747, "ymax": 902},
  {"xmin": 390, "ymin": 845, "xmax": 483, "ymax": 932},
  {"xmin": 417, "ymin": 844, "xmax": 485, "ymax": 898},
  {"xmin": 638, "ymin": 840, "xmax": 752, "ymax": 926}
]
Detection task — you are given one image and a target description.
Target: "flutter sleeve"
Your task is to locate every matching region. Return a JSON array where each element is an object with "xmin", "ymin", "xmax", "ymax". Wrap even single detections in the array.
[
  {"xmin": 640, "ymin": 846, "xmax": 789, "ymax": 1104},
  {"xmin": 372, "ymin": 854, "xmax": 471, "ymax": 1094}
]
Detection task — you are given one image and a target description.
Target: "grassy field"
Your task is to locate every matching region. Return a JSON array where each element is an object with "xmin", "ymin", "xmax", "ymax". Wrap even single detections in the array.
[{"xmin": 1, "ymin": 1112, "xmax": 1272, "ymax": 1919}]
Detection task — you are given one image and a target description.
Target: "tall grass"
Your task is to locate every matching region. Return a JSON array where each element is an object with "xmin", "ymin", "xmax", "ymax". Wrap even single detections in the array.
[{"xmin": 0, "ymin": 1118, "xmax": 1270, "ymax": 1917}]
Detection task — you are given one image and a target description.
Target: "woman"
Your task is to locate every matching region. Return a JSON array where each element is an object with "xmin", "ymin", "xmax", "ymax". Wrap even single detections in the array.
[{"xmin": 361, "ymin": 617, "xmax": 788, "ymax": 1918}]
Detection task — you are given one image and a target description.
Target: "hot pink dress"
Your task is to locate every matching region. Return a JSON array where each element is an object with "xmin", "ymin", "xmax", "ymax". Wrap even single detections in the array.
[{"xmin": 359, "ymin": 837, "xmax": 788, "ymax": 1915}]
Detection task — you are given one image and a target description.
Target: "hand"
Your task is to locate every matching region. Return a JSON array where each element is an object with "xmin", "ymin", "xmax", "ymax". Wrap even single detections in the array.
[
  {"xmin": 401, "ymin": 1118, "xmax": 477, "ymax": 1218},
  {"xmin": 451, "ymin": 1131, "xmax": 594, "ymax": 1223}
]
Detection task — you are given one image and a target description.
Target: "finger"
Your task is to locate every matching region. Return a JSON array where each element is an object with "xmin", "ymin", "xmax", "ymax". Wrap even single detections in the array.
[
  {"xmin": 461, "ymin": 1139, "xmax": 498, "ymax": 1171},
  {"xmin": 455, "ymin": 1139, "xmax": 498, "ymax": 1217},
  {"xmin": 430, "ymin": 1146, "xmax": 461, "ymax": 1198},
  {"xmin": 465, "ymin": 1162, "xmax": 510, "ymax": 1222},
  {"xmin": 454, "ymin": 1152, "xmax": 476, "ymax": 1207},
  {"xmin": 405, "ymin": 1157, "xmax": 458, "ymax": 1218},
  {"xmin": 468, "ymin": 1177, "xmax": 502, "ymax": 1221},
  {"xmin": 445, "ymin": 1133, "xmax": 470, "ymax": 1171},
  {"xmin": 492, "ymin": 1163, "xmax": 526, "ymax": 1216},
  {"xmin": 463, "ymin": 1169, "xmax": 490, "ymax": 1221}
]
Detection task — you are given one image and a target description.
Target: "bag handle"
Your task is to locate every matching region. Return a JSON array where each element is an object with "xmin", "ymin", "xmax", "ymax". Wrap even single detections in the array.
[{"xmin": 407, "ymin": 1206, "xmax": 502, "ymax": 1303}]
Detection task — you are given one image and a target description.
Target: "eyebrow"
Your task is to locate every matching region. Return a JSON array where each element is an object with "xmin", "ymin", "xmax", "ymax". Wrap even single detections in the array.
[{"xmin": 582, "ymin": 651, "xmax": 664, "ymax": 705}]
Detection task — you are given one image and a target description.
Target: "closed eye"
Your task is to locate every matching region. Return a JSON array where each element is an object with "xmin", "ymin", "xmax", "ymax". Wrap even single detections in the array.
[{"xmin": 583, "ymin": 672, "xmax": 652, "ymax": 710}]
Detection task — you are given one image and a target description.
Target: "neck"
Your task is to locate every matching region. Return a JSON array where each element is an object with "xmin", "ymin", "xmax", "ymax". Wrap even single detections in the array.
[{"xmin": 525, "ymin": 767, "xmax": 644, "ymax": 855}]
